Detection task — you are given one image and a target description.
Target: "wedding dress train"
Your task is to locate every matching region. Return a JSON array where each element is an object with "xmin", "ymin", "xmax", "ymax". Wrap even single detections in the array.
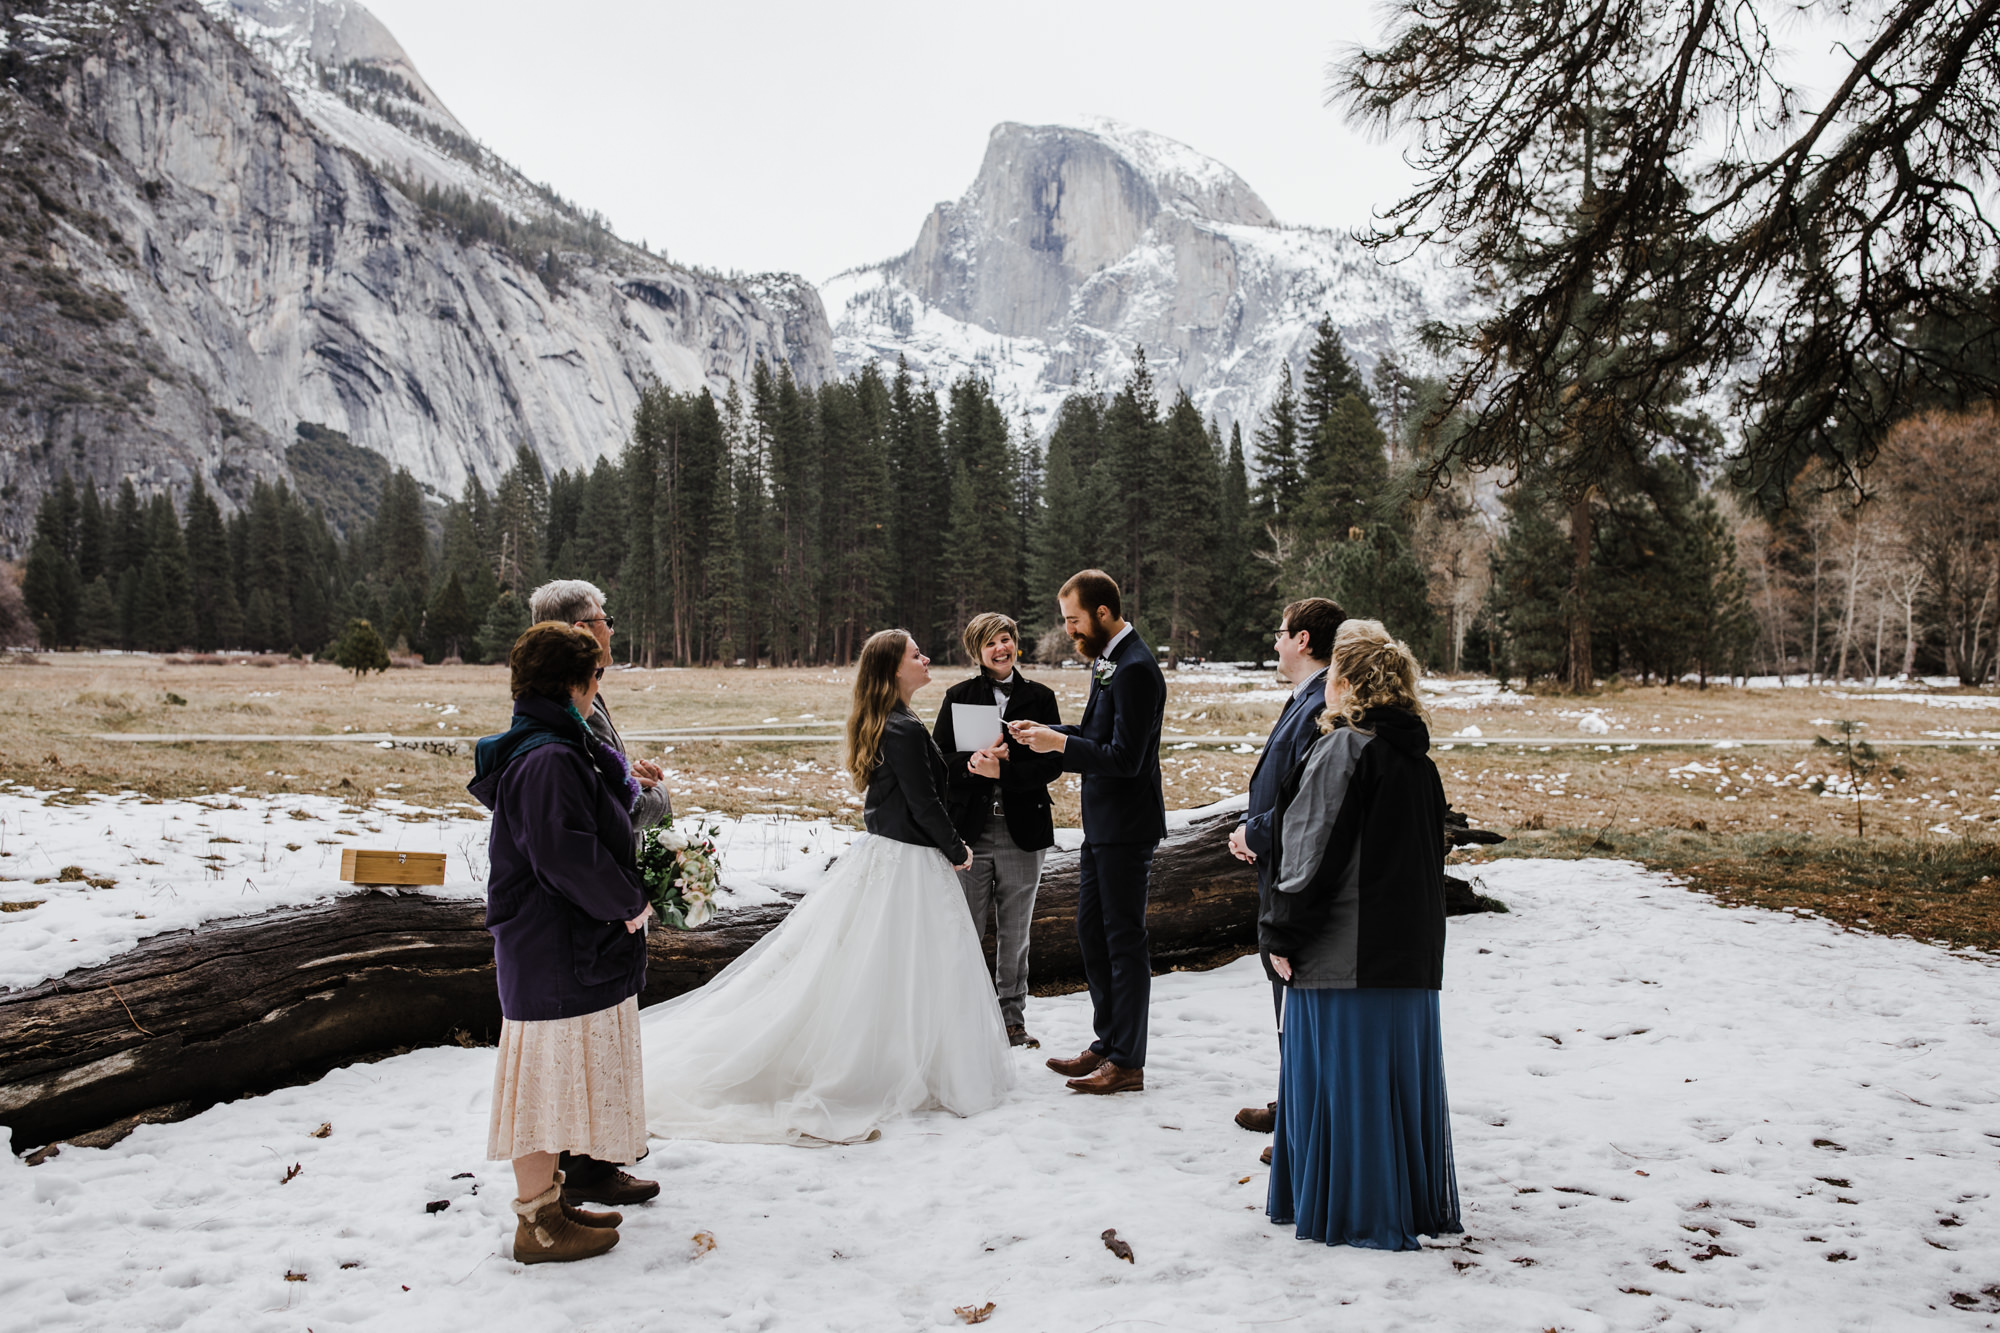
[{"xmin": 641, "ymin": 834, "xmax": 1016, "ymax": 1145}]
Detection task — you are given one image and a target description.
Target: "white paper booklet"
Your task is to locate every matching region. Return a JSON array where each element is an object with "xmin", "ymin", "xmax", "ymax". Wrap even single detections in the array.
[{"xmin": 950, "ymin": 703, "xmax": 1004, "ymax": 752}]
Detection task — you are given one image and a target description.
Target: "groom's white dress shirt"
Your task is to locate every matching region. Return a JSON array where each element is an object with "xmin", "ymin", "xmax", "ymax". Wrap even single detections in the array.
[{"xmin": 1096, "ymin": 624, "xmax": 1134, "ymax": 671}]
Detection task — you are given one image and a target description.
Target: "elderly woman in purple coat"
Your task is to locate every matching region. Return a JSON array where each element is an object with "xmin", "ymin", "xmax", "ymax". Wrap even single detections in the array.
[{"xmin": 469, "ymin": 621, "xmax": 655, "ymax": 1266}]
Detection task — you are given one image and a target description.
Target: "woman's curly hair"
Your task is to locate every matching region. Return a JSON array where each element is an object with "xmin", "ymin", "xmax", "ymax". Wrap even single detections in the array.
[{"xmin": 1317, "ymin": 619, "xmax": 1428, "ymax": 734}]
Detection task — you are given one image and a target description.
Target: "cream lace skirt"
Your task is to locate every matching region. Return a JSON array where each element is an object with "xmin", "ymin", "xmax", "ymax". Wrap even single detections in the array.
[{"xmin": 486, "ymin": 995, "xmax": 645, "ymax": 1163}]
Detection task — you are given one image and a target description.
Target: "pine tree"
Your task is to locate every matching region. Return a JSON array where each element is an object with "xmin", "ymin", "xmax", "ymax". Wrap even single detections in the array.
[
  {"xmin": 1300, "ymin": 394, "xmax": 1392, "ymax": 539},
  {"xmin": 886, "ymin": 359, "xmax": 948, "ymax": 645},
  {"xmin": 76, "ymin": 477, "xmax": 105, "ymax": 586},
  {"xmin": 425, "ymin": 572, "xmax": 477, "ymax": 661},
  {"xmin": 1252, "ymin": 361, "xmax": 1305, "ymax": 524},
  {"xmin": 1149, "ymin": 391, "xmax": 1223, "ymax": 657},
  {"xmin": 184, "ymin": 477, "xmax": 241, "ymax": 651},
  {"xmin": 137, "ymin": 493, "xmax": 194, "ymax": 652},
  {"xmin": 1030, "ymin": 394, "xmax": 1098, "ymax": 610},
  {"xmin": 332, "ymin": 618, "xmax": 391, "ymax": 679},
  {"xmin": 1218, "ymin": 422, "xmax": 1266, "ymax": 659},
  {"xmin": 476, "ymin": 590, "xmax": 530, "ymax": 665},
  {"xmin": 1100, "ymin": 351, "xmax": 1162, "ymax": 630},
  {"xmin": 22, "ymin": 476, "xmax": 80, "ymax": 647},
  {"xmin": 371, "ymin": 470, "xmax": 430, "ymax": 590},
  {"xmin": 492, "ymin": 443, "xmax": 548, "ymax": 594},
  {"xmin": 1486, "ymin": 483, "xmax": 1572, "ymax": 686},
  {"xmin": 1298, "ymin": 317, "xmax": 1371, "ymax": 439},
  {"xmin": 107, "ymin": 479, "xmax": 145, "ymax": 582},
  {"xmin": 77, "ymin": 576, "xmax": 117, "ymax": 648}
]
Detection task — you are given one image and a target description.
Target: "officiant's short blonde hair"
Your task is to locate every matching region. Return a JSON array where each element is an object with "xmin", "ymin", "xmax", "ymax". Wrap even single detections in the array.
[{"xmin": 961, "ymin": 612, "xmax": 1018, "ymax": 662}]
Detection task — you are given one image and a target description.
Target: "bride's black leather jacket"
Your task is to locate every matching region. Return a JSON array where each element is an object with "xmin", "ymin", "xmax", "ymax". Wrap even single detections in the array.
[{"xmin": 864, "ymin": 705, "xmax": 972, "ymax": 864}]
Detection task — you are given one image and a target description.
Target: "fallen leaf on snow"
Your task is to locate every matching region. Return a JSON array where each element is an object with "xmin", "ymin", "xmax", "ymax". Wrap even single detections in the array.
[
  {"xmin": 281, "ymin": 1163, "xmax": 301, "ymax": 1184},
  {"xmin": 310, "ymin": 1123, "xmax": 331, "ymax": 1139},
  {"xmin": 424, "ymin": 1200, "xmax": 450, "ymax": 1215},
  {"xmin": 954, "ymin": 1302, "xmax": 997, "ymax": 1324},
  {"xmin": 284, "ymin": 1271, "xmax": 307, "ymax": 1282},
  {"xmin": 691, "ymin": 1231, "xmax": 717, "ymax": 1258},
  {"xmin": 1101, "ymin": 1228, "xmax": 1134, "ymax": 1263}
]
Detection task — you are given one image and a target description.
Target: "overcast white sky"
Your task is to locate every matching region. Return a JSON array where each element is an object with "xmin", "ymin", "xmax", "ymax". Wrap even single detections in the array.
[{"xmin": 361, "ymin": 0, "xmax": 1419, "ymax": 283}]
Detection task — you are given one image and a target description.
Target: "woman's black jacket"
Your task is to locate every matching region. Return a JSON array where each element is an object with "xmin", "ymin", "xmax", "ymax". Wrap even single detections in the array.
[
  {"xmin": 864, "ymin": 705, "xmax": 971, "ymax": 864},
  {"xmin": 931, "ymin": 672, "xmax": 1064, "ymax": 851}
]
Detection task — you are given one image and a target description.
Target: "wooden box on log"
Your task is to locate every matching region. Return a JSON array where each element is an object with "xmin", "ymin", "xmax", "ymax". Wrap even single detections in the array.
[{"xmin": 338, "ymin": 849, "xmax": 446, "ymax": 886}]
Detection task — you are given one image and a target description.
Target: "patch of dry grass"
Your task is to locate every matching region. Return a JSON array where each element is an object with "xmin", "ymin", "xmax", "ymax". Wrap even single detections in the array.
[{"xmin": 13, "ymin": 655, "xmax": 2000, "ymax": 951}]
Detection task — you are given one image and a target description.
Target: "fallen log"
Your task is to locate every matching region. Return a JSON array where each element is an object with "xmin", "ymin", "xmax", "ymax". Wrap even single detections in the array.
[
  {"xmin": 0, "ymin": 808, "xmax": 1503, "ymax": 1152},
  {"xmin": 1, "ymin": 811, "xmax": 1251, "ymax": 1150}
]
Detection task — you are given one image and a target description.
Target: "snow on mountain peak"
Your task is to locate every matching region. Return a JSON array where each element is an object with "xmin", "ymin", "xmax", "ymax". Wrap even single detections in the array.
[{"xmin": 1067, "ymin": 116, "xmax": 1277, "ymax": 227}]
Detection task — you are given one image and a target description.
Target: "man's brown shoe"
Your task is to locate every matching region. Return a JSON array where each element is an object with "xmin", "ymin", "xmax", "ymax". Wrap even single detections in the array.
[
  {"xmin": 562, "ymin": 1169, "xmax": 660, "ymax": 1208},
  {"xmin": 1007, "ymin": 1025, "xmax": 1041, "ymax": 1049},
  {"xmin": 1260, "ymin": 1145, "xmax": 1273, "ymax": 1166},
  {"xmin": 1066, "ymin": 1062, "xmax": 1144, "ymax": 1095},
  {"xmin": 1235, "ymin": 1102, "xmax": 1276, "ymax": 1133},
  {"xmin": 1046, "ymin": 1047, "xmax": 1105, "ymax": 1078}
]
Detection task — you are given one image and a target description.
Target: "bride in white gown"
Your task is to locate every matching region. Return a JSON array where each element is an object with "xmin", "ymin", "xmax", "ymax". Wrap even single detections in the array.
[{"xmin": 642, "ymin": 629, "xmax": 1016, "ymax": 1145}]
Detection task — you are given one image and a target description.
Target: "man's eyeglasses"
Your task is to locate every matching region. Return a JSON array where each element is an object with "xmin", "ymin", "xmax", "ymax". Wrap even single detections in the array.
[
  {"xmin": 1272, "ymin": 627, "xmax": 1294, "ymax": 639},
  {"xmin": 578, "ymin": 615, "xmax": 617, "ymax": 629},
  {"xmin": 593, "ymin": 667, "xmax": 606, "ymax": 680}
]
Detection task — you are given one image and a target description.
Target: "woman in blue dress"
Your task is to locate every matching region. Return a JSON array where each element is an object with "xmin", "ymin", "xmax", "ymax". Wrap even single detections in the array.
[{"xmin": 1260, "ymin": 618, "xmax": 1461, "ymax": 1250}]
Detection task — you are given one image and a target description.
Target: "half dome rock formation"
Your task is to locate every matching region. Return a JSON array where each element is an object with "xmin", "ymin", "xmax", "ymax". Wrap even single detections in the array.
[
  {"xmin": 0, "ymin": 0, "xmax": 831, "ymax": 549},
  {"xmin": 824, "ymin": 118, "xmax": 1454, "ymax": 441}
]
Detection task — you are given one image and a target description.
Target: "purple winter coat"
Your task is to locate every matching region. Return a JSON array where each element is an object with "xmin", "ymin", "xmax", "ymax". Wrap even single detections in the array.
[{"xmin": 468, "ymin": 694, "xmax": 649, "ymax": 1022}]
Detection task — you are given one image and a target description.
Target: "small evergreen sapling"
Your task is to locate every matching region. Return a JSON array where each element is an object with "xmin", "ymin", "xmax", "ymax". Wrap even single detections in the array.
[
  {"xmin": 332, "ymin": 618, "xmax": 390, "ymax": 681},
  {"xmin": 1808, "ymin": 720, "xmax": 1899, "ymax": 838}
]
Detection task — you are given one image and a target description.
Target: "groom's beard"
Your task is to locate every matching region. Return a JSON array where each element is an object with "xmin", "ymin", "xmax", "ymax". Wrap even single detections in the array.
[{"xmin": 1071, "ymin": 619, "xmax": 1112, "ymax": 661}]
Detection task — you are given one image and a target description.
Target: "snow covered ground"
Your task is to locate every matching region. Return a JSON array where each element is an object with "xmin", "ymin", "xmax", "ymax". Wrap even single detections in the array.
[
  {"xmin": 7, "ymin": 858, "xmax": 1999, "ymax": 1330},
  {"xmin": 0, "ymin": 787, "xmax": 847, "ymax": 991}
]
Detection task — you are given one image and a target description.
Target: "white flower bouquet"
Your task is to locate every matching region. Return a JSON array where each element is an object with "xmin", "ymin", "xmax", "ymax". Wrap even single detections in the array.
[{"xmin": 637, "ymin": 818, "xmax": 724, "ymax": 930}]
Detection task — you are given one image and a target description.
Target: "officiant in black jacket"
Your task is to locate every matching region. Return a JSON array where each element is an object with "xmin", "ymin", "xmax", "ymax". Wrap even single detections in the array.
[{"xmin": 932, "ymin": 612, "xmax": 1063, "ymax": 1047}]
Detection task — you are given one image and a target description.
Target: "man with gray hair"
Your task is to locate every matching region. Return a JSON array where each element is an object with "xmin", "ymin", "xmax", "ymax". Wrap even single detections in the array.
[
  {"xmin": 526, "ymin": 579, "xmax": 670, "ymax": 1210},
  {"xmin": 527, "ymin": 579, "xmax": 672, "ymax": 842}
]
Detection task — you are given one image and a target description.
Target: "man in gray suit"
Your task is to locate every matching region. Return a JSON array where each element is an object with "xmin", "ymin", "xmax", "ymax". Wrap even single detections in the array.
[
  {"xmin": 527, "ymin": 580, "xmax": 672, "ymax": 840},
  {"xmin": 525, "ymin": 579, "xmax": 669, "ymax": 1209}
]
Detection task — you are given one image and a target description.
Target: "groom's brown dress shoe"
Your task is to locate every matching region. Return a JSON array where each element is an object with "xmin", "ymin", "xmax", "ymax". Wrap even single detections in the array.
[
  {"xmin": 1067, "ymin": 1062, "xmax": 1143, "ymax": 1095},
  {"xmin": 1007, "ymin": 1025, "xmax": 1041, "ymax": 1049},
  {"xmin": 1046, "ymin": 1048, "xmax": 1105, "ymax": 1078},
  {"xmin": 1235, "ymin": 1102, "xmax": 1276, "ymax": 1133}
]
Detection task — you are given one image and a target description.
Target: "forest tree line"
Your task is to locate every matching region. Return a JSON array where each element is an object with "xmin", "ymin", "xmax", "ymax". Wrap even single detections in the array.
[{"xmin": 14, "ymin": 322, "xmax": 2000, "ymax": 685}]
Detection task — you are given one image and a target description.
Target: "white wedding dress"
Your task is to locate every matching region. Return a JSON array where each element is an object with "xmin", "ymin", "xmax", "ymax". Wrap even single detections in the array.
[{"xmin": 641, "ymin": 834, "xmax": 1017, "ymax": 1145}]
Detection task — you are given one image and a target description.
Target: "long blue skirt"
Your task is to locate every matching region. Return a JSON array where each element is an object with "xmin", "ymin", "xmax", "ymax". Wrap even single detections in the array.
[{"xmin": 1267, "ymin": 987, "xmax": 1462, "ymax": 1250}]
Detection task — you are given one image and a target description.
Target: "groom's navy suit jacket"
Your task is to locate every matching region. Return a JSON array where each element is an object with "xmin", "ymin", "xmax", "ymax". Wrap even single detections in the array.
[
  {"xmin": 1239, "ymin": 669, "xmax": 1328, "ymax": 893},
  {"xmin": 1055, "ymin": 630, "xmax": 1167, "ymax": 845}
]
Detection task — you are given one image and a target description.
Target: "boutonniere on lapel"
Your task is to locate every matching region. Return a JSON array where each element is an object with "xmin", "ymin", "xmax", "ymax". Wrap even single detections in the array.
[{"xmin": 1092, "ymin": 658, "xmax": 1117, "ymax": 687}]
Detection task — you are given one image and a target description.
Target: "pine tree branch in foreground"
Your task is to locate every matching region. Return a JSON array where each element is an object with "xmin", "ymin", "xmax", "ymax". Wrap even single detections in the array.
[{"xmin": 1338, "ymin": 0, "xmax": 2000, "ymax": 502}]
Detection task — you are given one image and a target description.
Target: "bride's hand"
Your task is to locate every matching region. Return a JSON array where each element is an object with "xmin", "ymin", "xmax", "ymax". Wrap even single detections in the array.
[
  {"xmin": 953, "ymin": 849, "xmax": 974, "ymax": 871},
  {"xmin": 625, "ymin": 904, "xmax": 654, "ymax": 933}
]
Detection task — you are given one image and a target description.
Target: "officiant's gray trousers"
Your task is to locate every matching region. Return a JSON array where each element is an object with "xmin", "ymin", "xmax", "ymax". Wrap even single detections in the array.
[{"xmin": 956, "ymin": 825, "xmax": 1046, "ymax": 1028}]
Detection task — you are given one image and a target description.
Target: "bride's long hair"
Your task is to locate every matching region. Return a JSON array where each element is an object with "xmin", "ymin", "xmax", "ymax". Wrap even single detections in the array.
[{"xmin": 845, "ymin": 628, "xmax": 912, "ymax": 792}]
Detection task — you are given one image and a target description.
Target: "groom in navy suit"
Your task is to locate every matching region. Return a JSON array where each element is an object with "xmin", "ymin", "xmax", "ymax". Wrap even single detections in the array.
[{"xmin": 1008, "ymin": 570, "xmax": 1165, "ymax": 1095}]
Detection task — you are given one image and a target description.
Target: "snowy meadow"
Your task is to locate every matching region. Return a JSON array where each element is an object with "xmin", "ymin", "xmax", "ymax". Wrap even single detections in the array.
[{"xmin": 4, "ymin": 658, "xmax": 2000, "ymax": 1328}]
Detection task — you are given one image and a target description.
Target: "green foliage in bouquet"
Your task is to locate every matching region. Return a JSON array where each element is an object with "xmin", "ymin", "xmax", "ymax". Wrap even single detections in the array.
[{"xmin": 637, "ymin": 817, "xmax": 723, "ymax": 929}]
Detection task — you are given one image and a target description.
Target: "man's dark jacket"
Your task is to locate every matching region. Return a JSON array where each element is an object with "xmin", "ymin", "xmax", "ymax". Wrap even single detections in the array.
[
  {"xmin": 1238, "ymin": 668, "xmax": 1328, "ymax": 892},
  {"xmin": 863, "ymin": 705, "xmax": 971, "ymax": 864},
  {"xmin": 469, "ymin": 694, "xmax": 649, "ymax": 1022},
  {"xmin": 1053, "ymin": 630, "xmax": 1167, "ymax": 845},
  {"xmin": 932, "ymin": 671, "xmax": 1063, "ymax": 851},
  {"xmin": 1259, "ymin": 706, "xmax": 1447, "ymax": 990}
]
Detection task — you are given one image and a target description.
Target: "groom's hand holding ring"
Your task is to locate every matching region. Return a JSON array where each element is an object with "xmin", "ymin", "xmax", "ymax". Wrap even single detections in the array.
[{"xmin": 1007, "ymin": 719, "xmax": 1065, "ymax": 754}]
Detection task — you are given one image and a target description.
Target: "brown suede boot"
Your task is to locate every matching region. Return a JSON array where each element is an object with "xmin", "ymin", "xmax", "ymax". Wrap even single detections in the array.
[{"xmin": 511, "ymin": 1182, "xmax": 619, "ymax": 1264}]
